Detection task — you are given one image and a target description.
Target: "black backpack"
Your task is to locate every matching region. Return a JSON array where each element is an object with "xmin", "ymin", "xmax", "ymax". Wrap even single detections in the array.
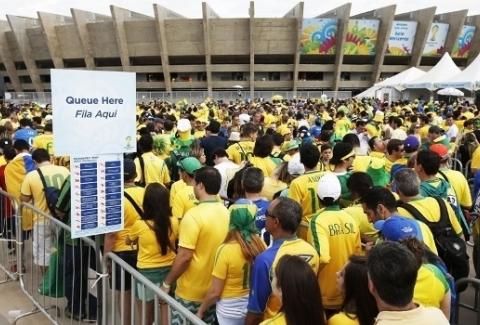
[
  {"xmin": 398, "ymin": 196, "xmax": 469, "ymax": 281},
  {"xmin": 37, "ymin": 168, "xmax": 62, "ymax": 218}
]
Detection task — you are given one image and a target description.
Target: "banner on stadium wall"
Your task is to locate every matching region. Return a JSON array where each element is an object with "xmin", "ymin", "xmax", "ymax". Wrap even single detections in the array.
[
  {"xmin": 70, "ymin": 154, "xmax": 124, "ymax": 238},
  {"xmin": 422, "ymin": 22, "xmax": 449, "ymax": 56},
  {"xmin": 343, "ymin": 19, "xmax": 380, "ymax": 55},
  {"xmin": 51, "ymin": 69, "xmax": 137, "ymax": 156},
  {"xmin": 452, "ymin": 25, "xmax": 476, "ymax": 58},
  {"xmin": 386, "ymin": 21, "xmax": 417, "ymax": 56},
  {"xmin": 300, "ymin": 18, "xmax": 338, "ymax": 55}
]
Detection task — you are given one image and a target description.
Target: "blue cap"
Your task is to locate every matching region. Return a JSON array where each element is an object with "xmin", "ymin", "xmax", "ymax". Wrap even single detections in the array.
[{"xmin": 374, "ymin": 216, "xmax": 419, "ymax": 242}]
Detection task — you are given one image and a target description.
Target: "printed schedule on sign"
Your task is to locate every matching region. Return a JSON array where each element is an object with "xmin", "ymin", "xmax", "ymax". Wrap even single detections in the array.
[{"xmin": 70, "ymin": 154, "xmax": 124, "ymax": 238}]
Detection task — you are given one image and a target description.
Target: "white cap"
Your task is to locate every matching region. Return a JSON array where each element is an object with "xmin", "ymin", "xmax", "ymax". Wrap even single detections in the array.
[
  {"xmin": 177, "ymin": 118, "xmax": 192, "ymax": 132},
  {"xmin": 239, "ymin": 113, "xmax": 250, "ymax": 125},
  {"xmin": 317, "ymin": 173, "xmax": 341, "ymax": 201},
  {"xmin": 287, "ymin": 153, "xmax": 305, "ymax": 176}
]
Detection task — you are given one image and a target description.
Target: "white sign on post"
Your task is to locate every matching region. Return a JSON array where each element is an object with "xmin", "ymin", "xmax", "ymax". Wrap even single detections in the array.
[
  {"xmin": 52, "ymin": 69, "xmax": 137, "ymax": 156},
  {"xmin": 52, "ymin": 69, "xmax": 136, "ymax": 238}
]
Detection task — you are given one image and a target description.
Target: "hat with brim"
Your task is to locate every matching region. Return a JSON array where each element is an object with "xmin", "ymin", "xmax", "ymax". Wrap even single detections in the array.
[
  {"xmin": 374, "ymin": 216, "xmax": 419, "ymax": 242},
  {"xmin": 177, "ymin": 157, "xmax": 202, "ymax": 175},
  {"xmin": 317, "ymin": 173, "xmax": 341, "ymax": 201}
]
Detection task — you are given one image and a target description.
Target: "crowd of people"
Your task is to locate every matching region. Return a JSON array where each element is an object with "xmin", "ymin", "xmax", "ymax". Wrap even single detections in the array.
[{"xmin": 0, "ymin": 95, "xmax": 479, "ymax": 324}]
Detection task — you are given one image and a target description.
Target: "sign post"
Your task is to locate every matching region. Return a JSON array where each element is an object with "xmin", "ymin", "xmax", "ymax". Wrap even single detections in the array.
[{"xmin": 52, "ymin": 69, "xmax": 136, "ymax": 322}]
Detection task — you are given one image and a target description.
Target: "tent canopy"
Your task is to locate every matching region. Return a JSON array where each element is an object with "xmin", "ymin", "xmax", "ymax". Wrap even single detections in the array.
[
  {"xmin": 436, "ymin": 52, "xmax": 480, "ymax": 90},
  {"xmin": 355, "ymin": 67, "xmax": 427, "ymax": 99},
  {"xmin": 403, "ymin": 53, "xmax": 461, "ymax": 90}
]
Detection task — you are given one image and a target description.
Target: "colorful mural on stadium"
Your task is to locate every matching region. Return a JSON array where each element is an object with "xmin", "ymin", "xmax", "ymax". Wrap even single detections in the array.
[
  {"xmin": 343, "ymin": 19, "xmax": 380, "ymax": 55},
  {"xmin": 452, "ymin": 25, "xmax": 476, "ymax": 58},
  {"xmin": 300, "ymin": 18, "xmax": 338, "ymax": 55}
]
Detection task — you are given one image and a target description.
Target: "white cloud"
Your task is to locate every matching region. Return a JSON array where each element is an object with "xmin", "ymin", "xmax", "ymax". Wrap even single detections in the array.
[{"xmin": 0, "ymin": 0, "xmax": 479, "ymax": 19}]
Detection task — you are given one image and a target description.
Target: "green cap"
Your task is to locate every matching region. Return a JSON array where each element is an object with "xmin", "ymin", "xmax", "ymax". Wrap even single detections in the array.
[
  {"xmin": 284, "ymin": 140, "xmax": 299, "ymax": 152},
  {"xmin": 177, "ymin": 157, "xmax": 202, "ymax": 175}
]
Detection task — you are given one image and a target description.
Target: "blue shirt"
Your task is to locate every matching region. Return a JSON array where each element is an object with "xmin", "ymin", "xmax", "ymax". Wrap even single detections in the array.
[{"xmin": 13, "ymin": 128, "xmax": 38, "ymax": 146}]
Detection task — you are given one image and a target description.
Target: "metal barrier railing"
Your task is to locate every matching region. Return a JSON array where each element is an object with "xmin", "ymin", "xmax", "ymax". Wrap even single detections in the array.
[
  {"xmin": 465, "ymin": 159, "xmax": 472, "ymax": 179},
  {"xmin": 0, "ymin": 190, "xmax": 20, "ymax": 284},
  {"xmin": 450, "ymin": 158, "xmax": 464, "ymax": 173},
  {"xmin": 0, "ymin": 188, "xmax": 206, "ymax": 325},
  {"xmin": 102, "ymin": 252, "xmax": 206, "ymax": 325},
  {"xmin": 14, "ymin": 201, "xmax": 100, "ymax": 325},
  {"xmin": 454, "ymin": 277, "xmax": 480, "ymax": 325}
]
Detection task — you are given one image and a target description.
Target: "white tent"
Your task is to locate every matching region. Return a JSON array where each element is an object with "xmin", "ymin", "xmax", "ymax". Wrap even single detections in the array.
[
  {"xmin": 403, "ymin": 53, "xmax": 461, "ymax": 90},
  {"xmin": 435, "ymin": 53, "xmax": 480, "ymax": 90},
  {"xmin": 355, "ymin": 67, "xmax": 426, "ymax": 99}
]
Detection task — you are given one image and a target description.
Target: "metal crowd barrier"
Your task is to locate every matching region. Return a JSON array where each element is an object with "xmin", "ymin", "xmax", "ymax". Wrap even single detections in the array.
[
  {"xmin": 102, "ymin": 252, "xmax": 206, "ymax": 325},
  {"xmin": 450, "ymin": 158, "xmax": 464, "ymax": 173},
  {"xmin": 454, "ymin": 278, "xmax": 480, "ymax": 325},
  {"xmin": 14, "ymin": 201, "xmax": 100, "ymax": 324},
  {"xmin": 0, "ymin": 190, "xmax": 20, "ymax": 284}
]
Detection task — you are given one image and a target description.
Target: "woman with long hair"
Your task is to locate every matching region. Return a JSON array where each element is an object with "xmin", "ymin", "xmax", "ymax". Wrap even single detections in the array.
[
  {"xmin": 328, "ymin": 255, "xmax": 378, "ymax": 325},
  {"xmin": 261, "ymin": 254, "xmax": 325, "ymax": 325},
  {"xmin": 127, "ymin": 183, "xmax": 178, "ymax": 325},
  {"xmin": 197, "ymin": 208, "xmax": 266, "ymax": 324}
]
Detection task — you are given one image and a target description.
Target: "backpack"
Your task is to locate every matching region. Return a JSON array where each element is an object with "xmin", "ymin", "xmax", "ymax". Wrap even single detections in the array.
[
  {"xmin": 37, "ymin": 168, "xmax": 62, "ymax": 218},
  {"xmin": 398, "ymin": 196, "xmax": 469, "ymax": 281}
]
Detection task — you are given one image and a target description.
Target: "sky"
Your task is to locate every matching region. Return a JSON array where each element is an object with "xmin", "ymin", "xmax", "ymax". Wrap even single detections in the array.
[{"xmin": 0, "ymin": 0, "xmax": 479, "ymax": 20}]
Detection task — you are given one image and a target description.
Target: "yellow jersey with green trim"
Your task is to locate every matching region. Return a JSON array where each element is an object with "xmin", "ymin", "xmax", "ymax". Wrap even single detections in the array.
[
  {"xmin": 32, "ymin": 133, "xmax": 55, "ymax": 156},
  {"xmin": 288, "ymin": 170, "xmax": 324, "ymax": 237},
  {"xmin": 307, "ymin": 205, "xmax": 361, "ymax": 309},
  {"xmin": 171, "ymin": 184, "xmax": 197, "ymax": 221},
  {"xmin": 176, "ymin": 201, "xmax": 230, "ymax": 302},
  {"xmin": 397, "ymin": 197, "xmax": 463, "ymax": 236},
  {"xmin": 249, "ymin": 156, "xmax": 277, "ymax": 177},
  {"xmin": 212, "ymin": 241, "xmax": 251, "ymax": 299},
  {"xmin": 129, "ymin": 217, "xmax": 178, "ymax": 269},
  {"xmin": 134, "ymin": 151, "xmax": 170, "ymax": 186},
  {"xmin": 414, "ymin": 263, "xmax": 449, "ymax": 308},
  {"xmin": 438, "ymin": 169, "xmax": 472, "ymax": 208},
  {"xmin": 226, "ymin": 141, "xmax": 255, "ymax": 164}
]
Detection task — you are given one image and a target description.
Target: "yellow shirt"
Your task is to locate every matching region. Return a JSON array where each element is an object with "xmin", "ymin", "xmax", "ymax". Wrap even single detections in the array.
[
  {"xmin": 352, "ymin": 155, "xmax": 371, "ymax": 172},
  {"xmin": 171, "ymin": 184, "xmax": 197, "ymax": 220},
  {"xmin": 260, "ymin": 312, "xmax": 286, "ymax": 325},
  {"xmin": 113, "ymin": 186, "xmax": 145, "ymax": 252},
  {"xmin": 32, "ymin": 133, "xmax": 54, "ymax": 156},
  {"xmin": 170, "ymin": 179, "xmax": 187, "ymax": 204},
  {"xmin": 260, "ymin": 177, "xmax": 287, "ymax": 201},
  {"xmin": 134, "ymin": 151, "xmax": 170, "ymax": 186},
  {"xmin": 472, "ymin": 146, "xmax": 480, "ymax": 171},
  {"xmin": 193, "ymin": 130, "xmax": 206, "ymax": 139},
  {"xmin": 288, "ymin": 170, "xmax": 324, "ymax": 239},
  {"xmin": 419, "ymin": 125, "xmax": 430, "ymax": 142},
  {"xmin": 249, "ymin": 156, "xmax": 277, "ymax": 177},
  {"xmin": 264, "ymin": 238, "xmax": 320, "ymax": 319},
  {"xmin": 20, "ymin": 164, "xmax": 69, "ymax": 222},
  {"xmin": 343, "ymin": 205, "xmax": 378, "ymax": 239},
  {"xmin": 375, "ymin": 306, "xmax": 449, "ymax": 324},
  {"xmin": 328, "ymin": 312, "xmax": 359, "ymax": 325},
  {"xmin": 226, "ymin": 141, "xmax": 255, "ymax": 164},
  {"xmin": 307, "ymin": 206, "xmax": 361, "ymax": 309},
  {"xmin": 212, "ymin": 241, "xmax": 250, "ymax": 299},
  {"xmin": 176, "ymin": 201, "xmax": 230, "ymax": 302},
  {"xmin": 0, "ymin": 155, "xmax": 6, "ymax": 167},
  {"xmin": 129, "ymin": 218, "xmax": 178, "ymax": 269},
  {"xmin": 439, "ymin": 169, "xmax": 472, "ymax": 208},
  {"xmin": 414, "ymin": 264, "xmax": 449, "ymax": 309},
  {"xmin": 397, "ymin": 197, "xmax": 463, "ymax": 236}
]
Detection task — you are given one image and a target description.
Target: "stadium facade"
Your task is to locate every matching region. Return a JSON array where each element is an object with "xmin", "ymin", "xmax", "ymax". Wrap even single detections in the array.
[{"xmin": 0, "ymin": 2, "xmax": 479, "ymax": 97}]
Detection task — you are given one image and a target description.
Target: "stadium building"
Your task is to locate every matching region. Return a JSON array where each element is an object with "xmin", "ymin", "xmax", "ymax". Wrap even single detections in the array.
[{"xmin": 0, "ymin": 2, "xmax": 479, "ymax": 97}]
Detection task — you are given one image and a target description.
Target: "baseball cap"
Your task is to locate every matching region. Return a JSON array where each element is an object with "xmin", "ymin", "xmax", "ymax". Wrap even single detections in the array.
[
  {"xmin": 404, "ymin": 135, "xmax": 420, "ymax": 153},
  {"xmin": 177, "ymin": 157, "xmax": 202, "ymax": 175},
  {"xmin": 287, "ymin": 153, "xmax": 305, "ymax": 176},
  {"xmin": 430, "ymin": 143, "xmax": 449, "ymax": 160},
  {"xmin": 374, "ymin": 216, "xmax": 419, "ymax": 242},
  {"xmin": 124, "ymin": 159, "xmax": 137, "ymax": 181},
  {"xmin": 284, "ymin": 140, "xmax": 300, "ymax": 152},
  {"xmin": 177, "ymin": 119, "xmax": 192, "ymax": 132},
  {"xmin": 317, "ymin": 173, "xmax": 341, "ymax": 201}
]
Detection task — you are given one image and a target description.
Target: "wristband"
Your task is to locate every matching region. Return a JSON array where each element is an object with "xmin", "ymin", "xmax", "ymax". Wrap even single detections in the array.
[{"xmin": 162, "ymin": 281, "xmax": 171, "ymax": 289}]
